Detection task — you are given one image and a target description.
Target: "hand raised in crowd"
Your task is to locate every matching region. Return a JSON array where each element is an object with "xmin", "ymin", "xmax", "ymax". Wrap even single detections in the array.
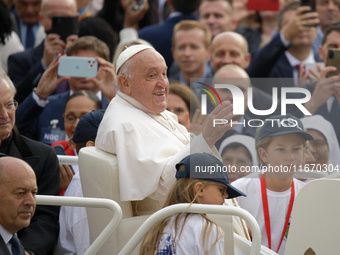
[
  {"xmin": 65, "ymin": 34, "xmax": 78, "ymax": 49},
  {"xmin": 304, "ymin": 66, "xmax": 340, "ymax": 114},
  {"xmin": 60, "ymin": 164, "xmax": 74, "ymax": 192},
  {"xmin": 121, "ymin": 0, "xmax": 149, "ymax": 29},
  {"xmin": 42, "ymin": 34, "xmax": 78, "ymax": 67},
  {"xmin": 35, "ymin": 54, "xmax": 70, "ymax": 100},
  {"xmin": 202, "ymin": 101, "xmax": 234, "ymax": 148},
  {"xmin": 282, "ymin": 6, "xmax": 319, "ymax": 42},
  {"xmin": 86, "ymin": 57, "xmax": 117, "ymax": 102},
  {"xmin": 190, "ymin": 109, "xmax": 207, "ymax": 136},
  {"xmin": 42, "ymin": 34, "xmax": 66, "ymax": 67},
  {"xmin": 298, "ymin": 63, "xmax": 324, "ymax": 86}
]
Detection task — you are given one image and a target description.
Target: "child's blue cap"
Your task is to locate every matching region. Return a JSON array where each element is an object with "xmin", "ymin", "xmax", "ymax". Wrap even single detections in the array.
[
  {"xmin": 175, "ymin": 153, "xmax": 246, "ymax": 199},
  {"xmin": 259, "ymin": 114, "xmax": 313, "ymax": 141}
]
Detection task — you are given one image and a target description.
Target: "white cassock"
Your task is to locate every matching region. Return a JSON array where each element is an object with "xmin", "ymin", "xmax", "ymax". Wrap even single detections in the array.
[{"xmin": 95, "ymin": 91, "xmax": 219, "ymax": 201}]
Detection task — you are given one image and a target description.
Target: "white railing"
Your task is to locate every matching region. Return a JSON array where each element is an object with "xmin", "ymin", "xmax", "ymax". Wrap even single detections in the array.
[
  {"xmin": 36, "ymin": 195, "xmax": 122, "ymax": 255},
  {"xmin": 118, "ymin": 203, "xmax": 261, "ymax": 255},
  {"xmin": 57, "ymin": 155, "xmax": 78, "ymax": 165}
]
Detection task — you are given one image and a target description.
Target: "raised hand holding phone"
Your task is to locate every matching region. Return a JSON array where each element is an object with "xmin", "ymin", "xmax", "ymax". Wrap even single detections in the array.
[{"xmin": 58, "ymin": 56, "xmax": 98, "ymax": 78}]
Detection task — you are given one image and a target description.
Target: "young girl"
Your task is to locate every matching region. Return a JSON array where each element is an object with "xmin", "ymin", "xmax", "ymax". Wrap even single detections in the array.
[
  {"xmin": 232, "ymin": 114, "xmax": 313, "ymax": 255},
  {"xmin": 140, "ymin": 153, "xmax": 245, "ymax": 255}
]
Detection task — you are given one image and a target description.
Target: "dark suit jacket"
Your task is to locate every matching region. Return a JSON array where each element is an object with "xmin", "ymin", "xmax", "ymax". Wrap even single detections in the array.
[
  {"xmin": 293, "ymin": 82, "xmax": 340, "ymax": 145},
  {"xmin": 7, "ymin": 41, "xmax": 45, "ymax": 104},
  {"xmin": 15, "ymin": 91, "xmax": 109, "ymax": 142},
  {"xmin": 138, "ymin": 14, "xmax": 198, "ymax": 69},
  {"xmin": 247, "ymin": 33, "xmax": 320, "ymax": 95},
  {"xmin": 0, "ymin": 234, "xmax": 25, "ymax": 255},
  {"xmin": 0, "ymin": 130, "xmax": 60, "ymax": 255}
]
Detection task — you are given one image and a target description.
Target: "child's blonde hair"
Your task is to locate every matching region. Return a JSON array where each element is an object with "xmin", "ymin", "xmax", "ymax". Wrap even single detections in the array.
[{"xmin": 139, "ymin": 178, "xmax": 224, "ymax": 255}]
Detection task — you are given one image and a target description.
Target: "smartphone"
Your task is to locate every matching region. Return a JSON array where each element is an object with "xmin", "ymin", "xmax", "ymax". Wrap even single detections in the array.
[
  {"xmin": 130, "ymin": 0, "xmax": 143, "ymax": 11},
  {"xmin": 301, "ymin": 0, "xmax": 316, "ymax": 12},
  {"xmin": 304, "ymin": 62, "xmax": 324, "ymax": 75},
  {"xmin": 247, "ymin": 0, "xmax": 279, "ymax": 11},
  {"xmin": 47, "ymin": 16, "xmax": 79, "ymax": 41},
  {"xmin": 58, "ymin": 56, "xmax": 98, "ymax": 78},
  {"xmin": 326, "ymin": 49, "xmax": 340, "ymax": 77}
]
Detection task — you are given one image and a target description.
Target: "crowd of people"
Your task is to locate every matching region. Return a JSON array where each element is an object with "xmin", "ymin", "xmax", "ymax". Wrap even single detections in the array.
[{"xmin": 0, "ymin": 0, "xmax": 340, "ymax": 254}]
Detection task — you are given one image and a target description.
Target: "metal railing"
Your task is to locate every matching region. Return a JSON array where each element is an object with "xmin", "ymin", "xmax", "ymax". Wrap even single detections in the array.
[{"xmin": 36, "ymin": 195, "xmax": 122, "ymax": 255}]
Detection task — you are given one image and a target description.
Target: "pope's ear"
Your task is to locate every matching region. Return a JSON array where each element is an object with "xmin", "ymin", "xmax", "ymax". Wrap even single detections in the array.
[{"xmin": 118, "ymin": 75, "xmax": 131, "ymax": 95}]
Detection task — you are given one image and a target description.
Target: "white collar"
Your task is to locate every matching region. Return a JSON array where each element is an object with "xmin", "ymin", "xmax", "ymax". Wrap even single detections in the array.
[
  {"xmin": 0, "ymin": 224, "xmax": 13, "ymax": 245},
  {"xmin": 284, "ymin": 50, "xmax": 315, "ymax": 67}
]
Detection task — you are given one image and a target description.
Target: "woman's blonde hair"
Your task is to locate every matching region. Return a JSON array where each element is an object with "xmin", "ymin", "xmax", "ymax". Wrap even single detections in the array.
[{"xmin": 139, "ymin": 178, "xmax": 224, "ymax": 255}]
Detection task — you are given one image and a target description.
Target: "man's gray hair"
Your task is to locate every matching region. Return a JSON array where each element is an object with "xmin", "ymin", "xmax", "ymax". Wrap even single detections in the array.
[{"xmin": 0, "ymin": 69, "xmax": 16, "ymax": 96}]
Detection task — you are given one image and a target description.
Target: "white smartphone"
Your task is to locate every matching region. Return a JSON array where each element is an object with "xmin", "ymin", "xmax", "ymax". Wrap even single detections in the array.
[
  {"xmin": 58, "ymin": 56, "xmax": 98, "ymax": 78},
  {"xmin": 304, "ymin": 62, "xmax": 324, "ymax": 75}
]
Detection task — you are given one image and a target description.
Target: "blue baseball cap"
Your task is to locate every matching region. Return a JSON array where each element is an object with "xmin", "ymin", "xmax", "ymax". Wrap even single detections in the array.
[
  {"xmin": 175, "ymin": 153, "xmax": 246, "ymax": 199},
  {"xmin": 259, "ymin": 114, "xmax": 313, "ymax": 141},
  {"xmin": 72, "ymin": 109, "xmax": 105, "ymax": 143}
]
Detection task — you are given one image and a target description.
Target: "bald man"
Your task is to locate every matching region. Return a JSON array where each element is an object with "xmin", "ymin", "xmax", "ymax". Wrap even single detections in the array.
[
  {"xmin": 210, "ymin": 31, "xmax": 251, "ymax": 73},
  {"xmin": 8, "ymin": 0, "xmax": 78, "ymax": 103},
  {"xmin": 213, "ymin": 64, "xmax": 259, "ymax": 149},
  {"xmin": 0, "ymin": 156, "xmax": 37, "ymax": 255},
  {"xmin": 0, "ymin": 71, "xmax": 60, "ymax": 255},
  {"xmin": 209, "ymin": 31, "xmax": 277, "ymax": 120}
]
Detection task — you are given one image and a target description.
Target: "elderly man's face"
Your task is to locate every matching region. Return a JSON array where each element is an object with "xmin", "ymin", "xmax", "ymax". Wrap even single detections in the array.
[
  {"xmin": 0, "ymin": 81, "xmax": 16, "ymax": 140},
  {"xmin": 120, "ymin": 49, "xmax": 169, "ymax": 113},
  {"xmin": 0, "ymin": 159, "xmax": 37, "ymax": 234}
]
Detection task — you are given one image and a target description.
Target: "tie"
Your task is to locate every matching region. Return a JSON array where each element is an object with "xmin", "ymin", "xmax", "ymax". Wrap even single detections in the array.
[
  {"xmin": 26, "ymin": 25, "xmax": 35, "ymax": 49},
  {"xmin": 9, "ymin": 235, "xmax": 21, "ymax": 255},
  {"xmin": 294, "ymin": 64, "xmax": 301, "ymax": 87}
]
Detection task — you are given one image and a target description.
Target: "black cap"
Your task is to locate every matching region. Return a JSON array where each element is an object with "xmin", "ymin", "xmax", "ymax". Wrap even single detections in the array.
[
  {"xmin": 175, "ymin": 153, "xmax": 246, "ymax": 199},
  {"xmin": 259, "ymin": 114, "xmax": 313, "ymax": 141}
]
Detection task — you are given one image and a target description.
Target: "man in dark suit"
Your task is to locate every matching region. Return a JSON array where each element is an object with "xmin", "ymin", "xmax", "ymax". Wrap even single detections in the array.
[
  {"xmin": 295, "ymin": 22, "xmax": 340, "ymax": 145},
  {"xmin": 138, "ymin": 0, "xmax": 200, "ymax": 69},
  {"xmin": 209, "ymin": 31, "xmax": 276, "ymax": 120},
  {"xmin": 169, "ymin": 20, "xmax": 214, "ymax": 100},
  {"xmin": 247, "ymin": 1, "xmax": 320, "ymax": 94},
  {"xmin": 0, "ymin": 156, "xmax": 37, "ymax": 255},
  {"xmin": 7, "ymin": 0, "xmax": 78, "ymax": 103},
  {"xmin": 0, "ymin": 71, "xmax": 59, "ymax": 255},
  {"xmin": 10, "ymin": 0, "xmax": 44, "ymax": 50},
  {"xmin": 15, "ymin": 36, "xmax": 116, "ymax": 144}
]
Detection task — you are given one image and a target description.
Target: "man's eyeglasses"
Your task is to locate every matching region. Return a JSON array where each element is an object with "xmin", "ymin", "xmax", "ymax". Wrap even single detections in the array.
[{"xmin": 0, "ymin": 100, "xmax": 18, "ymax": 112}]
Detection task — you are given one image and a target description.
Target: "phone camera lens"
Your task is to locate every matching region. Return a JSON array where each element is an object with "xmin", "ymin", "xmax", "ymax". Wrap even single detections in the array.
[{"xmin": 329, "ymin": 50, "xmax": 335, "ymax": 59}]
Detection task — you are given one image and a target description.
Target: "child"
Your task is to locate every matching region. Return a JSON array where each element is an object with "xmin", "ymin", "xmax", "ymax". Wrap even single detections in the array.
[
  {"xmin": 140, "ymin": 153, "xmax": 246, "ymax": 255},
  {"xmin": 232, "ymin": 114, "xmax": 313, "ymax": 255}
]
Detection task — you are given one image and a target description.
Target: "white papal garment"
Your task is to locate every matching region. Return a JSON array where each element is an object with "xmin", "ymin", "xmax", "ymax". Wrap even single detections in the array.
[{"xmin": 96, "ymin": 91, "xmax": 219, "ymax": 201}]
